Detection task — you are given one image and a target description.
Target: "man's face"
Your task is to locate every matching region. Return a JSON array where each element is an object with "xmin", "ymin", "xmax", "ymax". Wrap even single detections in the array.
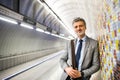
[{"xmin": 73, "ymin": 21, "xmax": 86, "ymax": 38}]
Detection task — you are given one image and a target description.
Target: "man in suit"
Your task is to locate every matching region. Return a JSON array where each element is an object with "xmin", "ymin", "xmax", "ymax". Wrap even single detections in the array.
[{"xmin": 60, "ymin": 17, "xmax": 100, "ymax": 80}]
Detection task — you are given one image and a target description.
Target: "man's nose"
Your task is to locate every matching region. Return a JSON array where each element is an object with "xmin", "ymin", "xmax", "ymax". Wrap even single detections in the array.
[{"xmin": 77, "ymin": 27, "xmax": 81, "ymax": 30}]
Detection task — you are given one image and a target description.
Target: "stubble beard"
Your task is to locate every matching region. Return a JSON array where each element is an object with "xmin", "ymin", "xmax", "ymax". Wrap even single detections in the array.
[{"xmin": 77, "ymin": 31, "xmax": 85, "ymax": 38}]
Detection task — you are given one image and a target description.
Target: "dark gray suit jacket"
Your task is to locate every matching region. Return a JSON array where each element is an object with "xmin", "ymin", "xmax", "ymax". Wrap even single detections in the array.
[{"xmin": 60, "ymin": 36, "xmax": 100, "ymax": 80}]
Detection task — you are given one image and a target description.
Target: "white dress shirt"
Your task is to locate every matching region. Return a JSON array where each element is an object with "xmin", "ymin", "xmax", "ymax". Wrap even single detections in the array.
[{"xmin": 75, "ymin": 36, "xmax": 86, "ymax": 71}]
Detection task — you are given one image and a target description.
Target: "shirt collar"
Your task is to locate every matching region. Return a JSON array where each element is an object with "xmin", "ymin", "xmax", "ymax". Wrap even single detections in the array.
[{"xmin": 77, "ymin": 35, "xmax": 87, "ymax": 42}]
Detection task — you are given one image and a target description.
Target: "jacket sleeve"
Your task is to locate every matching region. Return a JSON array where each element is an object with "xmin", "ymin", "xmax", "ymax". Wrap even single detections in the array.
[{"xmin": 59, "ymin": 41, "xmax": 70, "ymax": 70}]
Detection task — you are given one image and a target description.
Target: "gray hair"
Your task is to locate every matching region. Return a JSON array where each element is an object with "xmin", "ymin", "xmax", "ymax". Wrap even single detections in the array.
[{"xmin": 72, "ymin": 17, "xmax": 86, "ymax": 26}]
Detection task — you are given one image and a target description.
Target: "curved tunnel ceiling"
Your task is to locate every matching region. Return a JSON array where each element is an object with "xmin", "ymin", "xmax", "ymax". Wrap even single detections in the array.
[
  {"xmin": 19, "ymin": 0, "xmax": 103, "ymax": 39},
  {"xmin": 43, "ymin": 0, "xmax": 103, "ymax": 39},
  {"xmin": 19, "ymin": 0, "xmax": 70, "ymax": 37}
]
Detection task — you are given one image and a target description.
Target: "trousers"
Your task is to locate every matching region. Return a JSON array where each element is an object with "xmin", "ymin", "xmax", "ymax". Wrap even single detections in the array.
[{"xmin": 66, "ymin": 76, "xmax": 83, "ymax": 80}]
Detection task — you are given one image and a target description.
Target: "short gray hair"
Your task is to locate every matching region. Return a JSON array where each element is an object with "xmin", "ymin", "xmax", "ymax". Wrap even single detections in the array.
[{"xmin": 72, "ymin": 17, "xmax": 86, "ymax": 26}]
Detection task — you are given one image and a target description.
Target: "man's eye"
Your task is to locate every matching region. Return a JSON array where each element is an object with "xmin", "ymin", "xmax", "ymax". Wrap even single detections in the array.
[
  {"xmin": 74, "ymin": 26, "xmax": 77, "ymax": 28},
  {"xmin": 79, "ymin": 25, "xmax": 84, "ymax": 27}
]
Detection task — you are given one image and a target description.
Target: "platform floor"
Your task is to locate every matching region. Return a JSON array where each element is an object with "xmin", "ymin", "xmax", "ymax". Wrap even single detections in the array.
[{"xmin": 0, "ymin": 50, "xmax": 101, "ymax": 80}]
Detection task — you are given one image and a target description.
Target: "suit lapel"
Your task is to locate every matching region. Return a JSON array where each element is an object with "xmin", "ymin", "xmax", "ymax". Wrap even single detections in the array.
[
  {"xmin": 73, "ymin": 37, "xmax": 90, "ymax": 68},
  {"xmin": 81, "ymin": 36, "xmax": 90, "ymax": 66},
  {"xmin": 74, "ymin": 39, "xmax": 77, "ymax": 50}
]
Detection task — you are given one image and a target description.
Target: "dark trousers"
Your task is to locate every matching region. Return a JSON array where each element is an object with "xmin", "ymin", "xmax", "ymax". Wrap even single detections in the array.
[
  {"xmin": 66, "ymin": 76, "xmax": 83, "ymax": 80},
  {"xmin": 65, "ymin": 76, "xmax": 90, "ymax": 80},
  {"xmin": 66, "ymin": 76, "xmax": 71, "ymax": 80}
]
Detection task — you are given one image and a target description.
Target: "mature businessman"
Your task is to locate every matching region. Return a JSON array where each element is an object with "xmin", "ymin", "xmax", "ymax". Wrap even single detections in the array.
[{"xmin": 60, "ymin": 17, "xmax": 100, "ymax": 80}]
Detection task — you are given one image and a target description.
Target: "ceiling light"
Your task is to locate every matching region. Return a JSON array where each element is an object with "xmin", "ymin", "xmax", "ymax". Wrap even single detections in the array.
[
  {"xmin": 68, "ymin": 36, "xmax": 74, "ymax": 39},
  {"xmin": 0, "ymin": 15, "xmax": 18, "ymax": 24},
  {"xmin": 60, "ymin": 33, "xmax": 65, "ymax": 36},
  {"xmin": 51, "ymin": 33, "xmax": 71, "ymax": 40},
  {"xmin": 57, "ymin": 35, "xmax": 70, "ymax": 40},
  {"xmin": 20, "ymin": 22, "xmax": 34, "ymax": 29},
  {"xmin": 36, "ymin": 28, "xmax": 44, "ymax": 32},
  {"xmin": 44, "ymin": 31, "xmax": 50, "ymax": 34}
]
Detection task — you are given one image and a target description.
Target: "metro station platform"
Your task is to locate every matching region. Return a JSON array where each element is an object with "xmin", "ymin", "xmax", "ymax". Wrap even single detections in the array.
[{"xmin": 0, "ymin": 50, "xmax": 101, "ymax": 80}]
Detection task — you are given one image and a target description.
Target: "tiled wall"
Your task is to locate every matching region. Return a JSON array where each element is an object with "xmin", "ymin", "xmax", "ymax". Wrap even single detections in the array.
[{"xmin": 97, "ymin": 0, "xmax": 120, "ymax": 80}]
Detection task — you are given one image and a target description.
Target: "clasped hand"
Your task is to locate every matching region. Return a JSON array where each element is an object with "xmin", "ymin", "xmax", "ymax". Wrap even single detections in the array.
[{"xmin": 65, "ymin": 67, "xmax": 81, "ymax": 78}]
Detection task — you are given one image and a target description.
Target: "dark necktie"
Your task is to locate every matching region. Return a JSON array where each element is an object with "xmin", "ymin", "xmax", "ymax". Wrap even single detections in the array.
[{"xmin": 76, "ymin": 39, "xmax": 83, "ymax": 68}]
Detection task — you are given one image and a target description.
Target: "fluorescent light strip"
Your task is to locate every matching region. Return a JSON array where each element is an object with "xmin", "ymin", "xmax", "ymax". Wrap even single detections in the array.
[
  {"xmin": 20, "ymin": 22, "xmax": 34, "ymax": 29},
  {"xmin": 59, "ymin": 36, "xmax": 70, "ymax": 40},
  {"xmin": 44, "ymin": 31, "xmax": 50, "ymax": 34},
  {"xmin": 36, "ymin": 28, "xmax": 44, "ymax": 32},
  {"xmin": 68, "ymin": 36, "xmax": 74, "ymax": 39},
  {"xmin": 60, "ymin": 33, "xmax": 65, "ymax": 36},
  {"xmin": 0, "ymin": 15, "xmax": 18, "ymax": 24},
  {"xmin": 51, "ymin": 33, "xmax": 70, "ymax": 40},
  {"xmin": 51, "ymin": 33, "xmax": 59, "ymax": 37},
  {"xmin": 36, "ymin": 28, "xmax": 70, "ymax": 40}
]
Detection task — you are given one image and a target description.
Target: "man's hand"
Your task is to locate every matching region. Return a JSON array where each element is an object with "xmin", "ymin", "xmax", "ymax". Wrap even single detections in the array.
[{"xmin": 65, "ymin": 67, "xmax": 82, "ymax": 78}]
